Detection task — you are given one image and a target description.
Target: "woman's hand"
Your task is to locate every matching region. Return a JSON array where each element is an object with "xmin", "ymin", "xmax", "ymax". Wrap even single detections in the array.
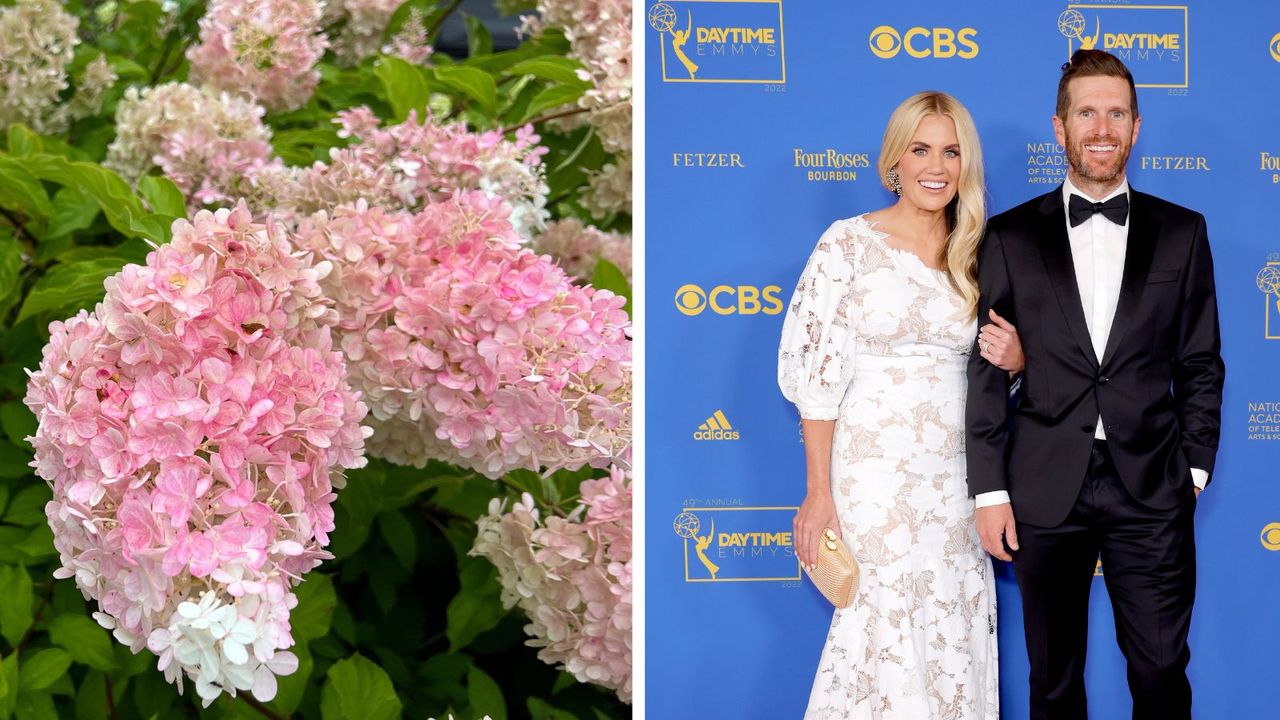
[
  {"xmin": 978, "ymin": 309, "xmax": 1024, "ymax": 375},
  {"xmin": 794, "ymin": 492, "xmax": 840, "ymax": 572}
]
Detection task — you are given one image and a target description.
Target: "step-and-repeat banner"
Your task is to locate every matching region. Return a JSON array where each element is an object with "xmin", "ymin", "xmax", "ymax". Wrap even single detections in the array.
[{"xmin": 645, "ymin": 1, "xmax": 1280, "ymax": 717}]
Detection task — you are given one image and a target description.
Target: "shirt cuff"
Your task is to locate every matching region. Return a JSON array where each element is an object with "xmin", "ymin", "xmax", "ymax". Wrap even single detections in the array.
[
  {"xmin": 974, "ymin": 491, "xmax": 1011, "ymax": 508},
  {"xmin": 1190, "ymin": 467, "xmax": 1208, "ymax": 490}
]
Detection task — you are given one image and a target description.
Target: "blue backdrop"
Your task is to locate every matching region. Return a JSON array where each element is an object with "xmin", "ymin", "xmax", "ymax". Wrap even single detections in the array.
[{"xmin": 645, "ymin": 1, "xmax": 1280, "ymax": 717}]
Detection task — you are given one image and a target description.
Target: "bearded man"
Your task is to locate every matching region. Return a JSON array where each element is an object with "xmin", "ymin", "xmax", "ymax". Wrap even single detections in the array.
[{"xmin": 965, "ymin": 49, "xmax": 1224, "ymax": 720}]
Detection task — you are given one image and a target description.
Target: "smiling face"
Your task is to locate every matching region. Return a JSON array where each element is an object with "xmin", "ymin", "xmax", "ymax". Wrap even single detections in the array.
[
  {"xmin": 894, "ymin": 113, "xmax": 962, "ymax": 213},
  {"xmin": 1053, "ymin": 74, "xmax": 1142, "ymax": 196}
]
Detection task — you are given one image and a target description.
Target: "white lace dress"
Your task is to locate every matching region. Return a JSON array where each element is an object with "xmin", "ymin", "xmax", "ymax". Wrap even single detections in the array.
[{"xmin": 778, "ymin": 215, "xmax": 998, "ymax": 719}]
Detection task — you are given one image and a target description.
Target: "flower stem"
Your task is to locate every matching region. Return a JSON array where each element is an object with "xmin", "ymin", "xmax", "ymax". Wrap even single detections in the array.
[
  {"xmin": 0, "ymin": 207, "xmax": 36, "ymax": 250},
  {"xmin": 500, "ymin": 105, "xmax": 591, "ymax": 134},
  {"xmin": 105, "ymin": 676, "xmax": 118, "ymax": 720}
]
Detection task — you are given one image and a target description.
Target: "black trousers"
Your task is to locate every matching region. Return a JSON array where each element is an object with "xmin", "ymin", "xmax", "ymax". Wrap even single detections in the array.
[{"xmin": 1011, "ymin": 440, "xmax": 1196, "ymax": 720}]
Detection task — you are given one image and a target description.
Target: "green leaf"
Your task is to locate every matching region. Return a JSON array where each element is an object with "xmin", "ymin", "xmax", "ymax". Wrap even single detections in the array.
[
  {"xmin": 136, "ymin": 175, "xmax": 186, "ymax": 218},
  {"xmin": 129, "ymin": 664, "xmax": 178, "ymax": 718},
  {"xmin": 291, "ymin": 573, "xmax": 337, "ymax": 643},
  {"xmin": 0, "ymin": 653, "xmax": 18, "ymax": 720},
  {"xmin": 17, "ymin": 649, "xmax": 70, "ymax": 692},
  {"xmin": 0, "ymin": 157, "xmax": 53, "ymax": 220},
  {"xmin": 506, "ymin": 58, "xmax": 588, "ymax": 86},
  {"xmin": 23, "ymin": 155, "xmax": 170, "ymax": 244},
  {"xmin": 43, "ymin": 187, "xmax": 101, "ymax": 240},
  {"xmin": 432, "ymin": 476, "xmax": 502, "ymax": 522},
  {"xmin": 589, "ymin": 259, "xmax": 631, "ymax": 315},
  {"xmin": 48, "ymin": 615, "xmax": 118, "ymax": 671},
  {"xmin": 13, "ymin": 526, "xmax": 54, "ymax": 562},
  {"xmin": 466, "ymin": 666, "xmax": 506, "ymax": 720},
  {"xmin": 13, "ymin": 689, "xmax": 56, "ymax": 720},
  {"xmin": 550, "ymin": 671, "xmax": 576, "ymax": 695},
  {"xmin": 377, "ymin": 510, "xmax": 417, "ymax": 570},
  {"xmin": 272, "ymin": 127, "xmax": 342, "ymax": 166},
  {"xmin": 465, "ymin": 15, "xmax": 494, "ymax": 57},
  {"xmin": 105, "ymin": 55, "xmax": 149, "ymax": 83},
  {"xmin": 0, "ymin": 530, "xmax": 27, "ymax": 565},
  {"xmin": 6, "ymin": 127, "xmax": 42, "ymax": 158},
  {"xmin": 527, "ymin": 697, "xmax": 577, "ymax": 720},
  {"xmin": 73, "ymin": 671, "xmax": 106, "ymax": 720},
  {"xmin": 446, "ymin": 556, "xmax": 507, "ymax": 651},
  {"xmin": 0, "ymin": 237, "xmax": 21, "ymax": 300},
  {"xmin": 0, "ymin": 441, "xmax": 30, "ymax": 480},
  {"xmin": 521, "ymin": 84, "xmax": 586, "ymax": 123},
  {"xmin": 375, "ymin": 57, "xmax": 432, "ymax": 123},
  {"xmin": 434, "ymin": 66, "xmax": 499, "ymax": 116},
  {"xmin": 16, "ymin": 257, "xmax": 126, "ymax": 324},
  {"xmin": 0, "ymin": 565, "xmax": 33, "ymax": 647},
  {"xmin": 2, "ymin": 484, "xmax": 50, "ymax": 527},
  {"xmin": 320, "ymin": 653, "xmax": 402, "ymax": 720},
  {"xmin": 330, "ymin": 463, "xmax": 386, "ymax": 557},
  {"xmin": 0, "ymin": 404, "xmax": 35, "ymax": 450}
]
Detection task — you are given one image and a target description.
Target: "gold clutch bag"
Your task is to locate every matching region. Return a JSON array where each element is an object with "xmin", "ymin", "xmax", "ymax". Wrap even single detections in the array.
[{"xmin": 803, "ymin": 527, "xmax": 859, "ymax": 608}]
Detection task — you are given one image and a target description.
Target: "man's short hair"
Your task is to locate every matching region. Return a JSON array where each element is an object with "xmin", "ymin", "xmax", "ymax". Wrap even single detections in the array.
[{"xmin": 1056, "ymin": 49, "xmax": 1139, "ymax": 120}]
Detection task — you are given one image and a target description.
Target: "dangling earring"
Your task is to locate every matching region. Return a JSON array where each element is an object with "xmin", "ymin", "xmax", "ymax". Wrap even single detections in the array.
[{"xmin": 886, "ymin": 167, "xmax": 902, "ymax": 196}]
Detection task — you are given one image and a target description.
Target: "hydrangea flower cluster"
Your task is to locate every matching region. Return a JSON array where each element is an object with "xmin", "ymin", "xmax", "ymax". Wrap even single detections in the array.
[
  {"xmin": 264, "ymin": 107, "xmax": 550, "ymax": 237},
  {"xmin": 533, "ymin": 217, "xmax": 632, "ymax": 283},
  {"xmin": 0, "ymin": 0, "xmax": 116, "ymax": 134},
  {"xmin": 105, "ymin": 82, "xmax": 280, "ymax": 208},
  {"xmin": 187, "ymin": 0, "xmax": 328, "ymax": 112},
  {"xmin": 290, "ymin": 192, "xmax": 631, "ymax": 477},
  {"xmin": 522, "ymin": 0, "xmax": 632, "ymax": 217},
  {"xmin": 471, "ymin": 466, "xmax": 633, "ymax": 702},
  {"xmin": 323, "ymin": 0, "xmax": 412, "ymax": 66},
  {"xmin": 24, "ymin": 204, "xmax": 370, "ymax": 706}
]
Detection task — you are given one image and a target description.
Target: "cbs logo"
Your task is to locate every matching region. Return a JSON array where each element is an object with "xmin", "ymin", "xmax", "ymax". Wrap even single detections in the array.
[
  {"xmin": 674, "ymin": 283, "xmax": 784, "ymax": 316},
  {"xmin": 869, "ymin": 25, "xmax": 979, "ymax": 59},
  {"xmin": 1270, "ymin": 32, "xmax": 1280, "ymax": 63},
  {"xmin": 1262, "ymin": 523, "xmax": 1280, "ymax": 551}
]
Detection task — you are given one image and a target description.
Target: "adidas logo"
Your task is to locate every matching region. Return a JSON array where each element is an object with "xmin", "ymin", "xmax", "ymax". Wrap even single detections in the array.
[{"xmin": 694, "ymin": 410, "xmax": 741, "ymax": 441}]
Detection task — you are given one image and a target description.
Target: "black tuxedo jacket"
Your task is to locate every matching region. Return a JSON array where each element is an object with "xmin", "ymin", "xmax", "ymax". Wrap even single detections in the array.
[{"xmin": 965, "ymin": 187, "xmax": 1224, "ymax": 528}]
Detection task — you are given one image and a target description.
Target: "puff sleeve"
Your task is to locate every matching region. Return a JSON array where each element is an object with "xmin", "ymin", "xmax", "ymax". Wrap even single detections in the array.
[{"xmin": 777, "ymin": 221, "xmax": 859, "ymax": 420}]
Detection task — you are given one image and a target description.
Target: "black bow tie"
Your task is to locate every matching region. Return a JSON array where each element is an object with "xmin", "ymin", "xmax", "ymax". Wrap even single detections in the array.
[{"xmin": 1068, "ymin": 192, "xmax": 1129, "ymax": 227}]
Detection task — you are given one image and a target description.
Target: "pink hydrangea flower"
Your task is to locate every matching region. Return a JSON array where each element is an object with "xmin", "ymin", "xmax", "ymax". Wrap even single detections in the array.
[
  {"xmin": 25, "ymin": 204, "xmax": 370, "ymax": 706},
  {"xmin": 187, "ymin": 0, "xmax": 328, "ymax": 112},
  {"xmin": 471, "ymin": 466, "xmax": 632, "ymax": 702},
  {"xmin": 291, "ymin": 192, "xmax": 631, "ymax": 477}
]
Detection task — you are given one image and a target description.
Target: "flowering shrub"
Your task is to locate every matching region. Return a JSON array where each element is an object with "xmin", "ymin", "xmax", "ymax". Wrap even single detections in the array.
[
  {"xmin": 24, "ymin": 205, "xmax": 369, "ymax": 705},
  {"xmin": 0, "ymin": 0, "xmax": 631, "ymax": 717}
]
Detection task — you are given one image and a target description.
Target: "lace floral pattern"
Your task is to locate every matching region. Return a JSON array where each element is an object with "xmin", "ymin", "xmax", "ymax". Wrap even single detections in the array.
[{"xmin": 778, "ymin": 216, "xmax": 998, "ymax": 719}]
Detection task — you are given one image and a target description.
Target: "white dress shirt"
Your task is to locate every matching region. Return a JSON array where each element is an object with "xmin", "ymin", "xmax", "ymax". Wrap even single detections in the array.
[{"xmin": 975, "ymin": 177, "xmax": 1207, "ymax": 509}]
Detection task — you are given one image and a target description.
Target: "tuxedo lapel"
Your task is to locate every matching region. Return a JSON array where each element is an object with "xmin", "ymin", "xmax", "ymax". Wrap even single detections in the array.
[
  {"xmin": 1036, "ymin": 190, "xmax": 1098, "ymax": 368},
  {"xmin": 1100, "ymin": 191, "xmax": 1158, "ymax": 367}
]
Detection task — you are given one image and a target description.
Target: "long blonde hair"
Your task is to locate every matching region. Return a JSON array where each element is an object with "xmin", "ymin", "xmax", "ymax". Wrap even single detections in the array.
[{"xmin": 876, "ymin": 91, "xmax": 986, "ymax": 318}]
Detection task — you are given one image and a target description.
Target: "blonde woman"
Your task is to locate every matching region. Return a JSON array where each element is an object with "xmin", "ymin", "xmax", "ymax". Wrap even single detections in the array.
[{"xmin": 778, "ymin": 91, "xmax": 1021, "ymax": 719}]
